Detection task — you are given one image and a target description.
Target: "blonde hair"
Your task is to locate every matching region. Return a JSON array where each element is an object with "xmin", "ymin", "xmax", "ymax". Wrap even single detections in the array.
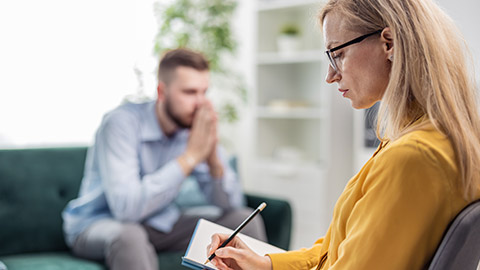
[{"xmin": 320, "ymin": 0, "xmax": 480, "ymax": 200}]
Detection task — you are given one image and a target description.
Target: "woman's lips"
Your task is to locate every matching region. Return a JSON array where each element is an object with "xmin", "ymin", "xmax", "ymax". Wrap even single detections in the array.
[{"xmin": 339, "ymin": 89, "xmax": 349, "ymax": 97}]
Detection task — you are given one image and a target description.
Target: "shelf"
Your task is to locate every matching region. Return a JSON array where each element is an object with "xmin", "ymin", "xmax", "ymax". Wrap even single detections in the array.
[
  {"xmin": 257, "ymin": 50, "xmax": 325, "ymax": 65},
  {"xmin": 254, "ymin": 158, "xmax": 327, "ymax": 173},
  {"xmin": 257, "ymin": 0, "xmax": 319, "ymax": 11},
  {"xmin": 256, "ymin": 106, "xmax": 326, "ymax": 119}
]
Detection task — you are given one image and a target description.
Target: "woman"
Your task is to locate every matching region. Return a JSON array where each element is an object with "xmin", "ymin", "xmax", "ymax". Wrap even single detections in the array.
[{"xmin": 207, "ymin": 0, "xmax": 480, "ymax": 269}]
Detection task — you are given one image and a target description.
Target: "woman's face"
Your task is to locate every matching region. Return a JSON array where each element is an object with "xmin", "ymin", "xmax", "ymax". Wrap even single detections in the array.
[{"xmin": 323, "ymin": 11, "xmax": 392, "ymax": 109}]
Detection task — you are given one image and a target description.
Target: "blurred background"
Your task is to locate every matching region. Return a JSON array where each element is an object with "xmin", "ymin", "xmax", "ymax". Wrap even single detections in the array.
[{"xmin": 0, "ymin": 0, "xmax": 479, "ymax": 250}]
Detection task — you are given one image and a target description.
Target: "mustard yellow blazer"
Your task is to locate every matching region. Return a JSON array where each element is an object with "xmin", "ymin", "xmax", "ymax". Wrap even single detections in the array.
[{"xmin": 269, "ymin": 124, "xmax": 478, "ymax": 269}]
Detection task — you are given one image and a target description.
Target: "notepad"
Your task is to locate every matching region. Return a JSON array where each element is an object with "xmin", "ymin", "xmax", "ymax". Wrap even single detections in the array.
[{"xmin": 181, "ymin": 218, "xmax": 286, "ymax": 270}]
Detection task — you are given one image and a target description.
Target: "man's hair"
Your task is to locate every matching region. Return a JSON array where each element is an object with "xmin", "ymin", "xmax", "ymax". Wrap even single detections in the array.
[
  {"xmin": 158, "ymin": 48, "xmax": 209, "ymax": 85},
  {"xmin": 319, "ymin": 0, "xmax": 480, "ymax": 200}
]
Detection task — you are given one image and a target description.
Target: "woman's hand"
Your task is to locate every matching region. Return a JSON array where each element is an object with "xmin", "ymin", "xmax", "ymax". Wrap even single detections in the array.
[{"xmin": 206, "ymin": 233, "xmax": 272, "ymax": 270}]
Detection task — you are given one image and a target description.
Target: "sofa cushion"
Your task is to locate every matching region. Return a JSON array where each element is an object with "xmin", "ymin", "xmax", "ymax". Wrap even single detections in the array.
[
  {"xmin": 175, "ymin": 156, "xmax": 241, "ymax": 208},
  {"xmin": 174, "ymin": 176, "xmax": 209, "ymax": 207},
  {"xmin": 0, "ymin": 252, "xmax": 104, "ymax": 270},
  {"xmin": 0, "ymin": 148, "xmax": 88, "ymax": 256},
  {"xmin": 0, "ymin": 251, "xmax": 188, "ymax": 270}
]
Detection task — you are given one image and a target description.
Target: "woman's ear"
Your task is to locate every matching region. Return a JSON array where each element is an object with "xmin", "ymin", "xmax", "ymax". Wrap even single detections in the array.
[{"xmin": 381, "ymin": 27, "xmax": 394, "ymax": 60}]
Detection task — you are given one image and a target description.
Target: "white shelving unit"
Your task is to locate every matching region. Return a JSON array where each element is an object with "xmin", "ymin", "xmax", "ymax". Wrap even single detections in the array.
[
  {"xmin": 243, "ymin": 0, "xmax": 354, "ymax": 250},
  {"xmin": 257, "ymin": 50, "xmax": 325, "ymax": 64},
  {"xmin": 353, "ymin": 104, "xmax": 380, "ymax": 173}
]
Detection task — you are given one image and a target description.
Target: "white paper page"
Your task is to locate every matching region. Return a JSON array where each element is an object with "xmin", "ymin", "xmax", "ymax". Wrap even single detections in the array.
[{"xmin": 183, "ymin": 218, "xmax": 286, "ymax": 269}]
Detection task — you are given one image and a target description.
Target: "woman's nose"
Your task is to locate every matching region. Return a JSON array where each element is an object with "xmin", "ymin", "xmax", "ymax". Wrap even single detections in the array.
[{"xmin": 325, "ymin": 65, "xmax": 340, "ymax": 84}]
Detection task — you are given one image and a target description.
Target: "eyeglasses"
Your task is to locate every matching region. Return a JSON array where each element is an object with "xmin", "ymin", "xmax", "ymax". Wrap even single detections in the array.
[{"xmin": 325, "ymin": 30, "xmax": 382, "ymax": 72}]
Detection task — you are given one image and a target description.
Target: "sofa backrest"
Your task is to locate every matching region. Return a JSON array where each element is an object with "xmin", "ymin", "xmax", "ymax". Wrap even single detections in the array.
[{"xmin": 0, "ymin": 147, "xmax": 88, "ymax": 256}]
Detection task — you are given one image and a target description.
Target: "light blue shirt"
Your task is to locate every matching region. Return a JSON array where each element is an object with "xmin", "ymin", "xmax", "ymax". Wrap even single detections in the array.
[{"xmin": 62, "ymin": 101, "xmax": 244, "ymax": 247}]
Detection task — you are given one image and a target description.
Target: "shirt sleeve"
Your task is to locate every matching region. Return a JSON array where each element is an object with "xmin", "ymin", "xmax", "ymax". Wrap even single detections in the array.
[
  {"xmin": 329, "ymin": 142, "xmax": 456, "ymax": 270},
  {"xmin": 95, "ymin": 109, "xmax": 185, "ymax": 222},
  {"xmin": 192, "ymin": 146, "xmax": 244, "ymax": 209},
  {"xmin": 268, "ymin": 237, "xmax": 325, "ymax": 270}
]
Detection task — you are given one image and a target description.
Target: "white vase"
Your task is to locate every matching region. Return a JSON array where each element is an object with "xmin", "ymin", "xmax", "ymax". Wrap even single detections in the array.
[{"xmin": 277, "ymin": 34, "xmax": 301, "ymax": 55}]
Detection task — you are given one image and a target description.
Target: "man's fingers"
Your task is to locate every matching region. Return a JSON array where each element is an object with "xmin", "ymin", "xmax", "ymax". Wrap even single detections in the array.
[
  {"xmin": 192, "ymin": 106, "xmax": 214, "ymax": 134},
  {"xmin": 192, "ymin": 108, "xmax": 206, "ymax": 131},
  {"xmin": 204, "ymin": 99, "xmax": 214, "ymax": 111},
  {"xmin": 186, "ymin": 99, "xmax": 218, "ymax": 164}
]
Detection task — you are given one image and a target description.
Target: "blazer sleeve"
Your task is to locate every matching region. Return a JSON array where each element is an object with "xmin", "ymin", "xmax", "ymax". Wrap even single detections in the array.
[{"xmin": 268, "ymin": 237, "xmax": 325, "ymax": 270}]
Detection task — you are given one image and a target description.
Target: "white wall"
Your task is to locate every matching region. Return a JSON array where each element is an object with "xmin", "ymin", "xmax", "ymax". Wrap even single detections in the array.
[
  {"xmin": 0, "ymin": 0, "xmax": 158, "ymax": 147},
  {"xmin": 436, "ymin": 0, "xmax": 480, "ymax": 85},
  {"xmin": 0, "ymin": 0, "xmax": 251, "ymax": 156}
]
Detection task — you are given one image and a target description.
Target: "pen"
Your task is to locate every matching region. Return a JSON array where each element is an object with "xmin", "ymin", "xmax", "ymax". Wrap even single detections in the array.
[{"xmin": 205, "ymin": 202, "xmax": 267, "ymax": 264}]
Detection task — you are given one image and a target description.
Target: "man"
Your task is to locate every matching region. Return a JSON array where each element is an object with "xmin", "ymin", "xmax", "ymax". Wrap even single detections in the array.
[{"xmin": 62, "ymin": 48, "xmax": 266, "ymax": 270}]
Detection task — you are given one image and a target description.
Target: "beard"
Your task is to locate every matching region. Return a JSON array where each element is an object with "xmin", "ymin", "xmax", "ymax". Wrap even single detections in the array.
[{"xmin": 164, "ymin": 98, "xmax": 192, "ymax": 129}]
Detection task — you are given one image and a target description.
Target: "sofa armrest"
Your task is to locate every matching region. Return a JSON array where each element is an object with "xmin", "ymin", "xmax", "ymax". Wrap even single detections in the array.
[{"xmin": 245, "ymin": 193, "xmax": 292, "ymax": 250}]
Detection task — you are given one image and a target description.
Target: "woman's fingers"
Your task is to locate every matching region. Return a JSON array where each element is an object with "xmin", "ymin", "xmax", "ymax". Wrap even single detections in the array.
[
  {"xmin": 215, "ymin": 246, "xmax": 246, "ymax": 261},
  {"xmin": 212, "ymin": 257, "xmax": 234, "ymax": 270},
  {"xmin": 206, "ymin": 243, "xmax": 212, "ymax": 256},
  {"xmin": 207, "ymin": 233, "xmax": 229, "ymax": 256},
  {"xmin": 207, "ymin": 234, "xmax": 256, "ymax": 270},
  {"xmin": 211, "ymin": 247, "xmax": 249, "ymax": 270}
]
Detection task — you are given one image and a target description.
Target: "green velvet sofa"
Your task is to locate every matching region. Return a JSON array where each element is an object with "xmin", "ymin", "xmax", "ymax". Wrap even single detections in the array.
[{"xmin": 0, "ymin": 147, "xmax": 292, "ymax": 270}]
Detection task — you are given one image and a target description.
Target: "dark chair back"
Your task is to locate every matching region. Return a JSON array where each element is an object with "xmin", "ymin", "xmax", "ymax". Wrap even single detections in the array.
[{"xmin": 428, "ymin": 200, "xmax": 480, "ymax": 270}]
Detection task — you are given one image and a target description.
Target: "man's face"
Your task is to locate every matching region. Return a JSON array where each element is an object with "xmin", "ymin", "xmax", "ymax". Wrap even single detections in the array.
[{"xmin": 162, "ymin": 66, "xmax": 209, "ymax": 128}]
